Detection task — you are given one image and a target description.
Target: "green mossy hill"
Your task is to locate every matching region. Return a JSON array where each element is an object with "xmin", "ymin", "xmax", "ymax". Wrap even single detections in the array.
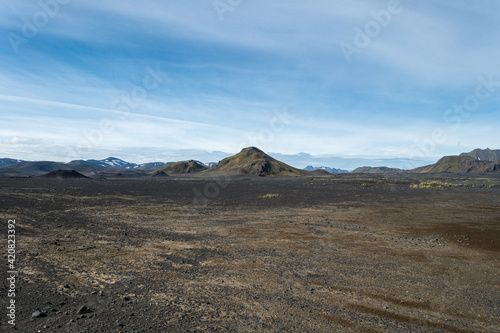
[
  {"xmin": 413, "ymin": 155, "xmax": 500, "ymax": 173},
  {"xmin": 152, "ymin": 160, "xmax": 207, "ymax": 175},
  {"xmin": 209, "ymin": 147, "xmax": 308, "ymax": 177}
]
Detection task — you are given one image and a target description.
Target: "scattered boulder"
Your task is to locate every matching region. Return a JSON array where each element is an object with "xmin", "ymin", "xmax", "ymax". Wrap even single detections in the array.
[
  {"xmin": 32, "ymin": 310, "xmax": 47, "ymax": 318},
  {"xmin": 77, "ymin": 306, "xmax": 93, "ymax": 315}
]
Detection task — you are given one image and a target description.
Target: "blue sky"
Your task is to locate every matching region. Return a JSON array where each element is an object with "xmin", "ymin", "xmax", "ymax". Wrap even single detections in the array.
[{"xmin": 1, "ymin": 0, "xmax": 499, "ymax": 168}]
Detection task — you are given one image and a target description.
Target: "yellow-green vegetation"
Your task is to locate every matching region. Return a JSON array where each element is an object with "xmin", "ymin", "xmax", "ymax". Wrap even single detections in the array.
[
  {"xmin": 260, "ymin": 193, "xmax": 281, "ymax": 199},
  {"xmin": 410, "ymin": 181, "xmax": 460, "ymax": 188}
]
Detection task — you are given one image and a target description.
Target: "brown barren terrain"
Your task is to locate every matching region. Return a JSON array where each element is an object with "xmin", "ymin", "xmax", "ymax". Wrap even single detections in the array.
[{"xmin": 1, "ymin": 174, "xmax": 499, "ymax": 332}]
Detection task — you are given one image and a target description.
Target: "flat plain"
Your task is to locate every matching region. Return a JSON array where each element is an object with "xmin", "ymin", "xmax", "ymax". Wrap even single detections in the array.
[{"xmin": 1, "ymin": 174, "xmax": 499, "ymax": 332}]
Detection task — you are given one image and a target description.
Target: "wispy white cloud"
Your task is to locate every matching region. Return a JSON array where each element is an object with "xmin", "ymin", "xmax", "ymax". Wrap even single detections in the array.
[
  {"xmin": 1, "ymin": 136, "xmax": 42, "ymax": 145},
  {"xmin": 0, "ymin": 0, "xmax": 498, "ymax": 163}
]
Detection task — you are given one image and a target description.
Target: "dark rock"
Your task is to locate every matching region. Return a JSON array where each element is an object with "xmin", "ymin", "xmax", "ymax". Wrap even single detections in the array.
[{"xmin": 77, "ymin": 306, "xmax": 93, "ymax": 314}]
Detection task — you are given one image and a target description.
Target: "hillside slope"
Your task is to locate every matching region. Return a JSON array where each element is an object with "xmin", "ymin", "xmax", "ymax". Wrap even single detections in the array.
[{"xmin": 152, "ymin": 160, "xmax": 207, "ymax": 175}]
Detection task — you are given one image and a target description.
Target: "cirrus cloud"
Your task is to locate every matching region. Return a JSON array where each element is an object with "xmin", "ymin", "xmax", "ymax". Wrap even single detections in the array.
[{"xmin": 1, "ymin": 136, "xmax": 42, "ymax": 145}]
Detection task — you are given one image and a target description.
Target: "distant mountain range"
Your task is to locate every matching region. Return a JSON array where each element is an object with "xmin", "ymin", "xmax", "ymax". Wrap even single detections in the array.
[
  {"xmin": 0, "ymin": 154, "xmax": 224, "ymax": 177},
  {"xmin": 351, "ymin": 166, "xmax": 402, "ymax": 174},
  {"xmin": 303, "ymin": 166, "xmax": 348, "ymax": 173},
  {"xmin": 349, "ymin": 149, "xmax": 500, "ymax": 174},
  {"xmin": 0, "ymin": 148, "xmax": 498, "ymax": 177},
  {"xmin": 67, "ymin": 157, "xmax": 138, "ymax": 169},
  {"xmin": 0, "ymin": 157, "xmax": 169, "ymax": 176},
  {"xmin": 0, "ymin": 158, "xmax": 26, "ymax": 168},
  {"xmin": 0, "ymin": 161, "xmax": 74, "ymax": 175},
  {"xmin": 66, "ymin": 157, "xmax": 171, "ymax": 171},
  {"xmin": 203, "ymin": 162, "xmax": 218, "ymax": 168}
]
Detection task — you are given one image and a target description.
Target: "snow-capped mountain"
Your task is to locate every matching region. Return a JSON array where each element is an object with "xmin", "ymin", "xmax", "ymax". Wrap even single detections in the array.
[
  {"xmin": 86, "ymin": 157, "xmax": 139, "ymax": 169},
  {"xmin": 135, "ymin": 162, "xmax": 170, "ymax": 172},
  {"xmin": 303, "ymin": 166, "xmax": 348, "ymax": 173},
  {"xmin": 193, "ymin": 161, "xmax": 217, "ymax": 168},
  {"xmin": 66, "ymin": 158, "xmax": 170, "ymax": 171},
  {"xmin": 0, "ymin": 158, "xmax": 26, "ymax": 168}
]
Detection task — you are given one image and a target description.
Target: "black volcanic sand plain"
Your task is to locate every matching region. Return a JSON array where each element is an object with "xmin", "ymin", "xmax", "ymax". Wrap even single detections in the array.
[{"xmin": 1, "ymin": 174, "xmax": 499, "ymax": 332}]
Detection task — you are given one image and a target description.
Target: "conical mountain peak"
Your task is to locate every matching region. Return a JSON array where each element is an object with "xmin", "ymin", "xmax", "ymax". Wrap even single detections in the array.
[{"xmin": 209, "ymin": 147, "xmax": 307, "ymax": 177}]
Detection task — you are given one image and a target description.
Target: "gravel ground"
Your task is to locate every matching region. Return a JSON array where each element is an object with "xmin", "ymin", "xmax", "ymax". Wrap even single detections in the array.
[{"xmin": 1, "ymin": 174, "xmax": 499, "ymax": 332}]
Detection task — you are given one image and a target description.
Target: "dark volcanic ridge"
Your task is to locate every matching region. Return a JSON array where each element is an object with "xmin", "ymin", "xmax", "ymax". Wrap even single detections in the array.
[
  {"xmin": 350, "ymin": 149, "xmax": 500, "ymax": 174},
  {"xmin": 414, "ymin": 155, "xmax": 500, "ymax": 173},
  {"xmin": 40, "ymin": 169, "xmax": 88, "ymax": 178},
  {"xmin": 460, "ymin": 148, "xmax": 500, "ymax": 161}
]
